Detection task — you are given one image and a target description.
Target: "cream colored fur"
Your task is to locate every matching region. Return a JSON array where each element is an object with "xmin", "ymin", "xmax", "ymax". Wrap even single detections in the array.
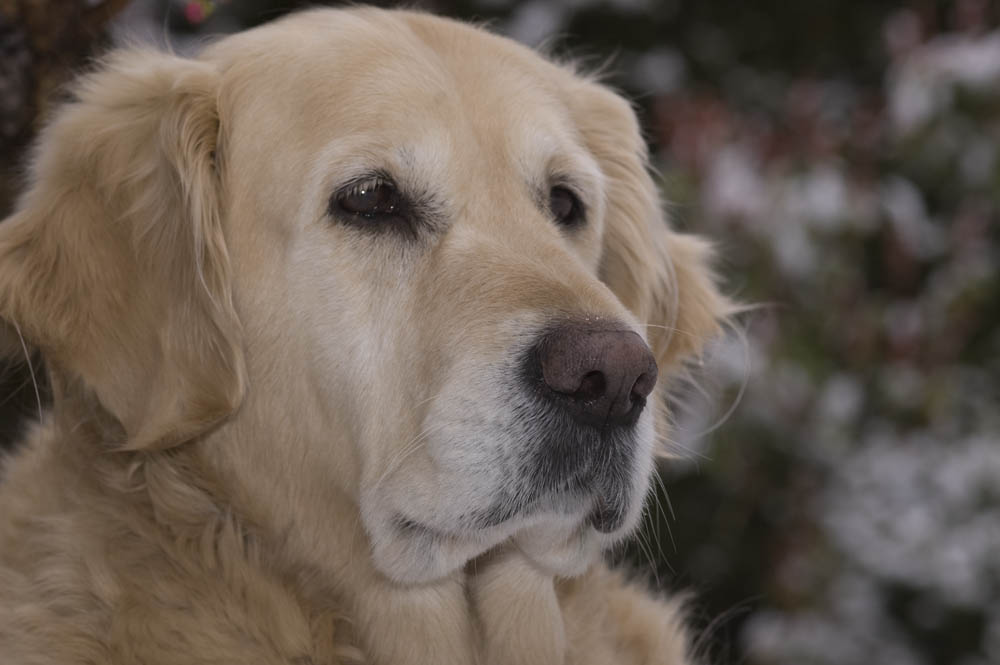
[{"xmin": 0, "ymin": 8, "xmax": 727, "ymax": 664}]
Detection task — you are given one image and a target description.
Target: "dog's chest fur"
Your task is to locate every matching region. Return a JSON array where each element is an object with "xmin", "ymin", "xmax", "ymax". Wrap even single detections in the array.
[
  {"xmin": 0, "ymin": 428, "xmax": 346, "ymax": 664},
  {"xmin": 0, "ymin": 424, "xmax": 689, "ymax": 665}
]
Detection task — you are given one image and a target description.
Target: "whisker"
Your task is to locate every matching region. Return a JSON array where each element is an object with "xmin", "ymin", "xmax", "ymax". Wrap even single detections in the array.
[
  {"xmin": 12, "ymin": 321, "xmax": 42, "ymax": 422},
  {"xmin": 633, "ymin": 505, "xmax": 661, "ymax": 587},
  {"xmin": 690, "ymin": 320, "xmax": 750, "ymax": 439},
  {"xmin": 653, "ymin": 430, "xmax": 713, "ymax": 463},
  {"xmin": 410, "ymin": 393, "xmax": 439, "ymax": 410},
  {"xmin": 645, "ymin": 476, "xmax": 675, "ymax": 575},
  {"xmin": 372, "ymin": 421, "xmax": 451, "ymax": 490},
  {"xmin": 653, "ymin": 469, "xmax": 677, "ymax": 537},
  {"xmin": 638, "ymin": 322, "xmax": 703, "ymax": 340},
  {"xmin": 691, "ymin": 596, "xmax": 759, "ymax": 664}
]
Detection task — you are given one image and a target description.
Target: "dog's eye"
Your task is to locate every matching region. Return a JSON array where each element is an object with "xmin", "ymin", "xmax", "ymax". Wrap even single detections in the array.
[
  {"xmin": 331, "ymin": 177, "xmax": 413, "ymax": 234},
  {"xmin": 549, "ymin": 186, "xmax": 584, "ymax": 228},
  {"xmin": 337, "ymin": 177, "xmax": 404, "ymax": 217}
]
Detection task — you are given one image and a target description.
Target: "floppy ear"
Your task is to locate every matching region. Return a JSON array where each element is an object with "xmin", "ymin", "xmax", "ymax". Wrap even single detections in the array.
[
  {"xmin": 0, "ymin": 50, "xmax": 245, "ymax": 450},
  {"xmin": 574, "ymin": 82, "xmax": 730, "ymax": 371}
]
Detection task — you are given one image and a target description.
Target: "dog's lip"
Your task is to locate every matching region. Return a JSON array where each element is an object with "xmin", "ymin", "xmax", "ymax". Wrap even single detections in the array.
[
  {"xmin": 391, "ymin": 514, "xmax": 481, "ymax": 541},
  {"xmin": 393, "ymin": 515, "xmax": 443, "ymax": 538},
  {"xmin": 585, "ymin": 497, "xmax": 627, "ymax": 533},
  {"xmin": 392, "ymin": 489, "xmax": 622, "ymax": 541}
]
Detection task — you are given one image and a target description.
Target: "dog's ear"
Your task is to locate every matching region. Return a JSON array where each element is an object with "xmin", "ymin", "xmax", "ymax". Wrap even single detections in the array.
[
  {"xmin": 574, "ymin": 82, "xmax": 731, "ymax": 370},
  {"xmin": 0, "ymin": 50, "xmax": 245, "ymax": 450}
]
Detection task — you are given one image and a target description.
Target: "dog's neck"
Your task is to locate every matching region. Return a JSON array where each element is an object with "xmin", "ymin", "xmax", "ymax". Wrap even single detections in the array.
[
  {"xmin": 59, "ymin": 410, "xmax": 568, "ymax": 665},
  {"xmin": 210, "ymin": 439, "xmax": 570, "ymax": 665}
]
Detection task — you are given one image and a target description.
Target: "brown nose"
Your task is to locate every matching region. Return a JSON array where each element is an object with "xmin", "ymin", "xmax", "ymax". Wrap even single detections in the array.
[{"xmin": 534, "ymin": 325, "xmax": 658, "ymax": 428}]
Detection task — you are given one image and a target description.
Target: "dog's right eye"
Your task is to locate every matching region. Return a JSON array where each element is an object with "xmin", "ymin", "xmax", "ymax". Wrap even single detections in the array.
[
  {"xmin": 330, "ymin": 176, "xmax": 413, "ymax": 235},
  {"xmin": 549, "ymin": 186, "xmax": 585, "ymax": 229}
]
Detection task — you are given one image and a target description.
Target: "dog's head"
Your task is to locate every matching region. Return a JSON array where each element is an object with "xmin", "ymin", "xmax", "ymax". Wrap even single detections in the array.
[{"xmin": 0, "ymin": 9, "xmax": 727, "ymax": 584}]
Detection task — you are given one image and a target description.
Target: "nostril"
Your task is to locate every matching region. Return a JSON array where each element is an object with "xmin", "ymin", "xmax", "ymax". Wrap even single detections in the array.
[
  {"xmin": 630, "ymin": 369, "xmax": 657, "ymax": 402},
  {"xmin": 574, "ymin": 371, "xmax": 606, "ymax": 402}
]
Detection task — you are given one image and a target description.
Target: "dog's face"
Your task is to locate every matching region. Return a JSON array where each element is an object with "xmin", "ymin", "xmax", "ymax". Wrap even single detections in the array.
[{"xmin": 0, "ymin": 9, "xmax": 726, "ymax": 585}]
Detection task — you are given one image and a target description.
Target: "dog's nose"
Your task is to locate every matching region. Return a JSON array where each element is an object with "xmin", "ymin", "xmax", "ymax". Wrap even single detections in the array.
[{"xmin": 534, "ymin": 325, "xmax": 658, "ymax": 428}]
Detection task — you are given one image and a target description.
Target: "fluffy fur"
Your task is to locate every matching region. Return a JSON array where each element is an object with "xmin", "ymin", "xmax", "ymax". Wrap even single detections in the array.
[{"xmin": 0, "ymin": 8, "xmax": 727, "ymax": 664}]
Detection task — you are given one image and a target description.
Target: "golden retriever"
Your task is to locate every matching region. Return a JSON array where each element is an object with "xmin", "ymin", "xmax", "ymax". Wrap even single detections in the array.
[{"xmin": 0, "ymin": 7, "xmax": 728, "ymax": 664}]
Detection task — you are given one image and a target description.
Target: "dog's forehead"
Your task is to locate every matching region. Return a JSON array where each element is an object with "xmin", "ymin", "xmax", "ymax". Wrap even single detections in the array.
[{"xmin": 207, "ymin": 9, "xmax": 581, "ymax": 169}]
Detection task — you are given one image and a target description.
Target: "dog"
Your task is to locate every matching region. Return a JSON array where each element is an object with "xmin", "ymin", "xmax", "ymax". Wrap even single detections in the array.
[{"xmin": 0, "ymin": 7, "xmax": 728, "ymax": 664}]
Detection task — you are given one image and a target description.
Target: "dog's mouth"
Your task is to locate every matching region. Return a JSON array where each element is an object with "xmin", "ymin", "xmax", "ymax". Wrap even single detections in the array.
[
  {"xmin": 392, "ymin": 468, "xmax": 632, "ymax": 543},
  {"xmin": 455, "ymin": 471, "xmax": 631, "ymax": 534},
  {"xmin": 380, "ymin": 471, "xmax": 636, "ymax": 583},
  {"xmin": 366, "ymin": 434, "xmax": 652, "ymax": 584},
  {"xmin": 586, "ymin": 497, "xmax": 628, "ymax": 533}
]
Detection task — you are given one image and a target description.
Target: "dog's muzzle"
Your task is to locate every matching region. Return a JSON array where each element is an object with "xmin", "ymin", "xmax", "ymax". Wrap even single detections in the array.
[{"xmin": 519, "ymin": 320, "xmax": 658, "ymax": 532}]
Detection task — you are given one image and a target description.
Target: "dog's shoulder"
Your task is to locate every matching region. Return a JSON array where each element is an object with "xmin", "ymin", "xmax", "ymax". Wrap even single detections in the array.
[
  {"xmin": 0, "ymin": 422, "xmax": 112, "ymax": 662},
  {"xmin": 0, "ymin": 425, "xmax": 359, "ymax": 665}
]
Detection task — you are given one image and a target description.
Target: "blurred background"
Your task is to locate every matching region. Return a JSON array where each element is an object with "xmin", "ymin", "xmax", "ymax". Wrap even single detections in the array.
[{"xmin": 2, "ymin": 1, "xmax": 998, "ymax": 663}]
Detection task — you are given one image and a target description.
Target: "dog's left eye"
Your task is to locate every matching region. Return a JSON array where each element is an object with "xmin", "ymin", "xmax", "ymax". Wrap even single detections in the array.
[
  {"xmin": 331, "ymin": 177, "xmax": 412, "ymax": 233},
  {"xmin": 337, "ymin": 177, "xmax": 404, "ymax": 216},
  {"xmin": 549, "ymin": 186, "xmax": 585, "ymax": 228}
]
